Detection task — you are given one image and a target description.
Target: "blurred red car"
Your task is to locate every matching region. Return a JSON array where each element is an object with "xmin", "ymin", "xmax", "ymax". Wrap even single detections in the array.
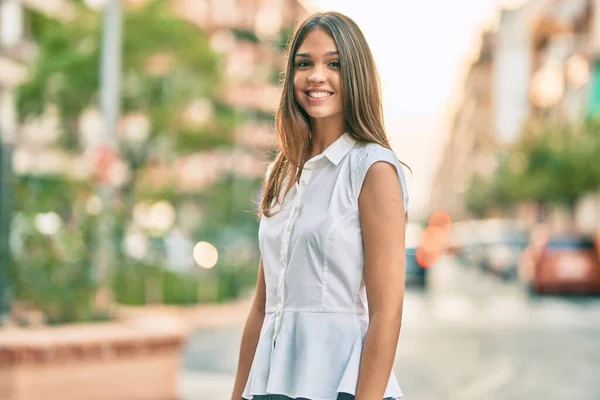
[{"xmin": 519, "ymin": 234, "xmax": 600, "ymax": 295}]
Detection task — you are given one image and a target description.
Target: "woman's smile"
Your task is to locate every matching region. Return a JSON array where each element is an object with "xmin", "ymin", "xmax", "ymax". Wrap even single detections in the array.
[{"xmin": 305, "ymin": 90, "xmax": 334, "ymax": 102}]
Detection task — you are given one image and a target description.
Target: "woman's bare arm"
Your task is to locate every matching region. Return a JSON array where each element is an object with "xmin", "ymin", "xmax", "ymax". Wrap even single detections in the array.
[
  {"xmin": 230, "ymin": 257, "xmax": 267, "ymax": 400},
  {"xmin": 355, "ymin": 161, "xmax": 406, "ymax": 400}
]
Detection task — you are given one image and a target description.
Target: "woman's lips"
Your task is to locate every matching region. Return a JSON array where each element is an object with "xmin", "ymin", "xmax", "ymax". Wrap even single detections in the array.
[{"xmin": 305, "ymin": 91, "xmax": 334, "ymax": 102}]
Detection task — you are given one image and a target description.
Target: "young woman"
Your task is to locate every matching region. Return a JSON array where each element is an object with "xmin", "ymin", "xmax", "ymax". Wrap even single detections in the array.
[{"xmin": 231, "ymin": 11, "xmax": 409, "ymax": 400}]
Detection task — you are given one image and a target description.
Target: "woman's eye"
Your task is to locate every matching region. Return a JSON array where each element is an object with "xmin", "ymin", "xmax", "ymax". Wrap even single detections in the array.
[
  {"xmin": 296, "ymin": 60, "xmax": 310, "ymax": 68},
  {"xmin": 329, "ymin": 60, "xmax": 341, "ymax": 68}
]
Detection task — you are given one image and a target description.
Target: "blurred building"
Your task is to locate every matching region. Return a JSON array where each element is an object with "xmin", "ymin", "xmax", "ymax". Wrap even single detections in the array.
[
  {"xmin": 430, "ymin": 31, "xmax": 495, "ymax": 219},
  {"xmin": 431, "ymin": 0, "xmax": 599, "ymax": 221},
  {"xmin": 171, "ymin": 0, "xmax": 308, "ymax": 187},
  {"xmin": 171, "ymin": 0, "xmax": 306, "ymax": 112}
]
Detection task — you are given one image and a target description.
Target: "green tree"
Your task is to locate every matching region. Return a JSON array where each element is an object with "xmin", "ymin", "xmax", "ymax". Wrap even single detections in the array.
[
  {"xmin": 12, "ymin": 1, "xmax": 289, "ymax": 318},
  {"xmin": 17, "ymin": 1, "xmax": 234, "ymax": 154},
  {"xmin": 11, "ymin": 1, "xmax": 237, "ymax": 320},
  {"xmin": 9, "ymin": 175, "xmax": 100, "ymax": 324},
  {"xmin": 464, "ymin": 175, "xmax": 494, "ymax": 218},
  {"xmin": 477, "ymin": 119, "xmax": 600, "ymax": 218}
]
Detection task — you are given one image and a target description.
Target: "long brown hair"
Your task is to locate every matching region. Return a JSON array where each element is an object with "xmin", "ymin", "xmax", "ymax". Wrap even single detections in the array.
[{"xmin": 260, "ymin": 11, "xmax": 409, "ymax": 217}]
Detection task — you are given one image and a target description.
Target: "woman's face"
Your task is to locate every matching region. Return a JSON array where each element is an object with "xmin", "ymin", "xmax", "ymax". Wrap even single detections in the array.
[{"xmin": 293, "ymin": 28, "xmax": 343, "ymax": 123}]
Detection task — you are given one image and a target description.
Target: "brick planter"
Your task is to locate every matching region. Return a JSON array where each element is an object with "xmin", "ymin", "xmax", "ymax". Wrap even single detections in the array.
[{"xmin": 0, "ymin": 316, "xmax": 188, "ymax": 400}]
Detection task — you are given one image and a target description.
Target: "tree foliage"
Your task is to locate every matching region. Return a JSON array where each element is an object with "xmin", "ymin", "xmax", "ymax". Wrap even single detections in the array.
[
  {"xmin": 9, "ymin": 1, "xmax": 288, "ymax": 320},
  {"xmin": 469, "ymin": 118, "xmax": 600, "ymax": 216},
  {"xmin": 9, "ymin": 175, "xmax": 100, "ymax": 324},
  {"xmin": 16, "ymin": 0, "xmax": 233, "ymax": 154}
]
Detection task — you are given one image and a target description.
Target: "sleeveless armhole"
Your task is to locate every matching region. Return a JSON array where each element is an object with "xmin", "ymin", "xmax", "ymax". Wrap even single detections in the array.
[{"xmin": 354, "ymin": 146, "xmax": 409, "ymax": 211}]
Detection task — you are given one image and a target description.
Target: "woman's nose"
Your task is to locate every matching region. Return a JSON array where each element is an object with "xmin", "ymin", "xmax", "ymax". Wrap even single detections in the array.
[{"xmin": 308, "ymin": 66, "xmax": 326, "ymax": 84}]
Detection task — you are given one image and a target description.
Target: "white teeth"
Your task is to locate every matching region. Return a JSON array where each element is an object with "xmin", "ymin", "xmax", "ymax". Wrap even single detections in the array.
[{"xmin": 308, "ymin": 92, "xmax": 332, "ymax": 98}]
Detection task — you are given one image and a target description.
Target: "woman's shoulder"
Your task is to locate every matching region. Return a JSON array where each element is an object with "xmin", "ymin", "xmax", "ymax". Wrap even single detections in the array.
[
  {"xmin": 349, "ymin": 140, "xmax": 409, "ymax": 207},
  {"xmin": 350, "ymin": 141, "xmax": 398, "ymax": 164}
]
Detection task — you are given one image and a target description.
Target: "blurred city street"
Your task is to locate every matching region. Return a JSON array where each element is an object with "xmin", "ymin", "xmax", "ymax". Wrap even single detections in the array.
[
  {"xmin": 179, "ymin": 255, "xmax": 600, "ymax": 400},
  {"xmin": 2, "ymin": 1, "xmax": 600, "ymax": 399}
]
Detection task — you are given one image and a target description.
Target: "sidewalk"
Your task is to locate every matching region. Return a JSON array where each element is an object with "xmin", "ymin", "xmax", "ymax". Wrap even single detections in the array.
[{"xmin": 179, "ymin": 370, "xmax": 236, "ymax": 400}]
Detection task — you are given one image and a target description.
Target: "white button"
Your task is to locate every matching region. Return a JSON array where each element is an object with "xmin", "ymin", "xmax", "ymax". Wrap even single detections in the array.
[{"xmin": 287, "ymin": 226, "xmax": 292, "ymax": 232}]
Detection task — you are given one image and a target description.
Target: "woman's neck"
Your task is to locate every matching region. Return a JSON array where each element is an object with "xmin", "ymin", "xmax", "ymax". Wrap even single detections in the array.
[{"xmin": 309, "ymin": 117, "xmax": 346, "ymax": 158}]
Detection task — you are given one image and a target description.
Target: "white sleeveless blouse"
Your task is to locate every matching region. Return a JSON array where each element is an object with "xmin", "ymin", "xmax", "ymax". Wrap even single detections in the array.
[{"xmin": 243, "ymin": 132, "xmax": 409, "ymax": 400}]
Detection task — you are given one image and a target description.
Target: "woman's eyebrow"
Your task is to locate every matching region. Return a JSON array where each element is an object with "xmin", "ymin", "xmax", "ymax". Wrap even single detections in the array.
[{"xmin": 294, "ymin": 51, "xmax": 339, "ymax": 58}]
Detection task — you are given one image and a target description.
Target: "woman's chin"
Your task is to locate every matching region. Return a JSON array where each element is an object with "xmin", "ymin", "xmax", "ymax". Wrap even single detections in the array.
[{"xmin": 305, "ymin": 110, "xmax": 340, "ymax": 121}]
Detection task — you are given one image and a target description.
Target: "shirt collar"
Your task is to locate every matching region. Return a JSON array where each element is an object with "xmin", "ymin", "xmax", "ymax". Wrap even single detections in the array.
[{"xmin": 304, "ymin": 132, "xmax": 357, "ymax": 170}]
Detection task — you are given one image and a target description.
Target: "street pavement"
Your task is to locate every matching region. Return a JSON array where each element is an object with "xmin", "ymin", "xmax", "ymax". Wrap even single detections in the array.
[{"xmin": 179, "ymin": 256, "xmax": 600, "ymax": 400}]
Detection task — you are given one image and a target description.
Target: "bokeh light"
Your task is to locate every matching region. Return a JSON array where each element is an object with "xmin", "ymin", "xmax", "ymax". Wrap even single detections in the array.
[
  {"xmin": 133, "ymin": 202, "xmax": 152, "ymax": 229},
  {"xmin": 565, "ymin": 53, "xmax": 590, "ymax": 89},
  {"xmin": 420, "ymin": 225, "xmax": 446, "ymax": 254},
  {"xmin": 530, "ymin": 64, "xmax": 565, "ymax": 109},
  {"xmin": 428, "ymin": 209, "xmax": 453, "ymax": 232},
  {"xmin": 148, "ymin": 201, "xmax": 176, "ymax": 236},
  {"xmin": 34, "ymin": 212, "xmax": 62, "ymax": 236},
  {"xmin": 193, "ymin": 241, "xmax": 219, "ymax": 269},
  {"xmin": 83, "ymin": 0, "xmax": 107, "ymax": 11},
  {"xmin": 124, "ymin": 226, "xmax": 149, "ymax": 260},
  {"xmin": 79, "ymin": 108, "xmax": 103, "ymax": 149},
  {"xmin": 416, "ymin": 246, "xmax": 438, "ymax": 268},
  {"xmin": 121, "ymin": 112, "xmax": 151, "ymax": 142},
  {"xmin": 86, "ymin": 194, "xmax": 103, "ymax": 215},
  {"xmin": 183, "ymin": 98, "xmax": 214, "ymax": 126}
]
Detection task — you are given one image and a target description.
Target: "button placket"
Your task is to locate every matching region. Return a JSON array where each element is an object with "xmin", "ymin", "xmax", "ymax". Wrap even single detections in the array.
[{"xmin": 272, "ymin": 168, "xmax": 311, "ymax": 351}]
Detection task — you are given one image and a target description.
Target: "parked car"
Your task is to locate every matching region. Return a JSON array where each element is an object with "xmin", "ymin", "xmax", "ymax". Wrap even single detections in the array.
[
  {"xmin": 447, "ymin": 220, "xmax": 486, "ymax": 268},
  {"xmin": 405, "ymin": 222, "xmax": 428, "ymax": 287},
  {"xmin": 519, "ymin": 233, "xmax": 600, "ymax": 295},
  {"xmin": 478, "ymin": 220, "xmax": 530, "ymax": 281},
  {"xmin": 446, "ymin": 219, "xmax": 528, "ymax": 276}
]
